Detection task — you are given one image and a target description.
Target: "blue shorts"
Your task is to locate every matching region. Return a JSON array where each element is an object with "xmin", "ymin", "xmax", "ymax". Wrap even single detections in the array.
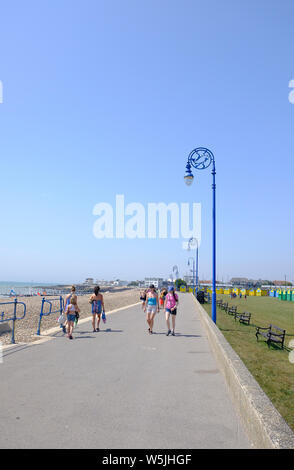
[
  {"xmin": 166, "ymin": 308, "xmax": 177, "ymax": 315},
  {"xmin": 67, "ymin": 314, "xmax": 76, "ymax": 322}
]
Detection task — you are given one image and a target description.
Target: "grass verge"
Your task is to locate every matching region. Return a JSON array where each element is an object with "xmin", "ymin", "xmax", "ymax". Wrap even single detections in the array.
[{"xmin": 203, "ymin": 294, "xmax": 294, "ymax": 431}]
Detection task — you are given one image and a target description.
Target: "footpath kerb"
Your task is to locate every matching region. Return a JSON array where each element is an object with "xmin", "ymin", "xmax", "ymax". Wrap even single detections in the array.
[{"xmin": 192, "ymin": 294, "xmax": 294, "ymax": 449}]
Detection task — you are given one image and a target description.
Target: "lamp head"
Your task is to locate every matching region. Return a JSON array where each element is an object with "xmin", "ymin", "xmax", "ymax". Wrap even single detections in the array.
[{"xmin": 184, "ymin": 162, "xmax": 194, "ymax": 186}]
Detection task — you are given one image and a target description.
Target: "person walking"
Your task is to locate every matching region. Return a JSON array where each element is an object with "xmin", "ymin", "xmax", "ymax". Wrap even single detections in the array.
[
  {"xmin": 61, "ymin": 285, "xmax": 76, "ymax": 334},
  {"xmin": 89, "ymin": 286, "xmax": 105, "ymax": 332},
  {"xmin": 144, "ymin": 284, "xmax": 159, "ymax": 334},
  {"xmin": 164, "ymin": 286, "xmax": 179, "ymax": 336},
  {"xmin": 140, "ymin": 289, "xmax": 147, "ymax": 310},
  {"xmin": 159, "ymin": 287, "xmax": 167, "ymax": 310},
  {"xmin": 64, "ymin": 294, "xmax": 80, "ymax": 340}
]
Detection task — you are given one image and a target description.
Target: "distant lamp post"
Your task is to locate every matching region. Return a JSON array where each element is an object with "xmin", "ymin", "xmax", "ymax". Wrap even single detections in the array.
[
  {"xmin": 187, "ymin": 257, "xmax": 195, "ymax": 294},
  {"xmin": 188, "ymin": 237, "xmax": 199, "ymax": 296},
  {"xmin": 184, "ymin": 147, "xmax": 217, "ymax": 323}
]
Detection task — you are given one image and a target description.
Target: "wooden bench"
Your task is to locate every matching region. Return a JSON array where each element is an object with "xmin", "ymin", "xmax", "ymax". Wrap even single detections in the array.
[
  {"xmin": 204, "ymin": 293, "xmax": 211, "ymax": 304},
  {"xmin": 234, "ymin": 311, "xmax": 251, "ymax": 325},
  {"xmin": 216, "ymin": 300, "xmax": 223, "ymax": 308},
  {"xmin": 227, "ymin": 306, "xmax": 237, "ymax": 315},
  {"xmin": 255, "ymin": 324, "xmax": 286, "ymax": 349},
  {"xmin": 221, "ymin": 302, "xmax": 228, "ymax": 312}
]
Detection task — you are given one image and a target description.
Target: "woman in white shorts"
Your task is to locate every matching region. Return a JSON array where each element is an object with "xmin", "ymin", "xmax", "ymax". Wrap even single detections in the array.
[{"xmin": 144, "ymin": 285, "xmax": 159, "ymax": 334}]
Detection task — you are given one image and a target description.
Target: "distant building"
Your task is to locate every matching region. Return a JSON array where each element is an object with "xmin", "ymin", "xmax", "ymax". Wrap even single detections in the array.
[
  {"xmin": 84, "ymin": 278, "xmax": 94, "ymax": 286},
  {"xmin": 96, "ymin": 280, "xmax": 109, "ymax": 286},
  {"xmin": 184, "ymin": 275, "xmax": 194, "ymax": 285},
  {"xmin": 272, "ymin": 280, "xmax": 293, "ymax": 287},
  {"xmin": 111, "ymin": 280, "xmax": 128, "ymax": 287},
  {"xmin": 230, "ymin": 277, "xmax": 268, "ymax": 288},
  {"xmin": 230, "ymin": 277, "xmax": 249, "ymax": 287},
  {"xmin": 144, "ymin": 278, "xmax": 164, "ymax": 288}
]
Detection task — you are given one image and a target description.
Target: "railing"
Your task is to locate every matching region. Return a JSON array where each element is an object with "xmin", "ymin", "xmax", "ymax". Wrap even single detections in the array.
[
  {"xmin": 0, "ymin": 299, "xmax": 27, "ymax": 344},
  {"xmin": 36, "ymin": 296, "xmax": 64, "ymax": 336}
]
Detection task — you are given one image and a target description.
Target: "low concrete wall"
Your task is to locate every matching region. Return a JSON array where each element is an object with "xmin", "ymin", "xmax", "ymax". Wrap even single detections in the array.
[{"xmin": 192, "ymin": 295, "xmax": 294, "ymax": 449}]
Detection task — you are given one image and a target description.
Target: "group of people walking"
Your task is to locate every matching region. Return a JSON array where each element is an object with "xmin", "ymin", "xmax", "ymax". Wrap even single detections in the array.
[
  {"xmin": 60, "ymin": 283, "xmax": 179, "ymax": 340},
  {"xmin": 61, "ymin": 285, "xmax": 105, "ymax": 340},
  {"xmin": 140, "ymin": 284, "xmax": 179, "ymax": 336}
]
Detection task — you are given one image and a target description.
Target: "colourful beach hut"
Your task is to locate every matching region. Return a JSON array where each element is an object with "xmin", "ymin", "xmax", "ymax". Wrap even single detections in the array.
[
  {"xmin": 287, "ymin": 290, "xmax": 292, "ymax": 301},
  {"xmin": 224, "ymin": 288, "xmax": 232, "ymax": 295},
  {"xmin": 281, "ymin": 289, "xmax": 287, "ymax": 301},
  {"xmin": 256, "ymin": 288, "xmax": 267, "ymax": 296},
  {"xmin": 269, "ymin": 289, "xmax": 275, "ymax": 297},
  {"xmin": 233, "ymin": 288, "xmax": 240, "ymax": 295},
  {"xmin": 249, "ymin": 289, "xmax": 256, "ymax": 296},
  {"xmin": 180, "ymin": 285, "xmax": 187, "ymax": 293},
  {"xmin": 216, "ymin": 288, "xmax": 224, "ymax": 294},
  {"xmin": 241, "ymin": 289, "xmax": 249, "ymax": 296}
]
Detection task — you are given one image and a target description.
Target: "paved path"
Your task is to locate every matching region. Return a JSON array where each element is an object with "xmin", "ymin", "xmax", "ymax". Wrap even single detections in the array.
[{"xmin": 0, "ymin": 294, "xmax": 251, "ymax": 448}]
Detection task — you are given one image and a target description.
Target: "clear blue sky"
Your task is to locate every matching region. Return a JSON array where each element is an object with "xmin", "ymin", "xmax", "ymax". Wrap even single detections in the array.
[{"xmin": 0, "ymin": 0, "xmax": 294, "ymax": 284}]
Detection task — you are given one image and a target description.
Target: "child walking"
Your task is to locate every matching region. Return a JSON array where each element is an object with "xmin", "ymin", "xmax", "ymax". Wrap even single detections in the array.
[{"xmin": 65, "ymin": 294, "xmax": 80, "ymax": 340}]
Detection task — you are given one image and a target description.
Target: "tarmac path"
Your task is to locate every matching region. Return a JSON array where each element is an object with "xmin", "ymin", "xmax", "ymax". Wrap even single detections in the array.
[{"xmin": 0, "ymin": 293, "xmax": 251, "ymax": 449}]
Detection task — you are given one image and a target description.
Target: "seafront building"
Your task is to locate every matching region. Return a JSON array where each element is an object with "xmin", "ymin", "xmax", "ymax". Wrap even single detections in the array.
[{"xmin": 144, "ymin": 278, "xmax": 164, "ymax": 288}]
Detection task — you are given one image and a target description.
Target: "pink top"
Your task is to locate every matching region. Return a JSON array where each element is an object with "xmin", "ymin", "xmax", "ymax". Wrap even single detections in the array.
[{"xmin": 165, "ymin": 293, "xmax": 178, "ymax": 309}]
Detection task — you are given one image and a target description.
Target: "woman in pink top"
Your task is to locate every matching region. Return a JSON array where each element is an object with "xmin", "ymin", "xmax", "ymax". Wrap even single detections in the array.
[{"xmin": 164, "ymin": 286, "xmax": 179, "ymax": 336}]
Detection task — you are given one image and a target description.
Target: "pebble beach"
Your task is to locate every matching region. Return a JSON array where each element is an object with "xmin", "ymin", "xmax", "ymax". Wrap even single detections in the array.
[{"xmin": 0, "ymin": 288, "xmax": 140, "ymax": 345}]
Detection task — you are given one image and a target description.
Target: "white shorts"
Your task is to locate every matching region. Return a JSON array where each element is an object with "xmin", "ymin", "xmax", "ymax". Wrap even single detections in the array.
[{"xmin": 146, "ymin": 305, "xmax": 157, "ymax": 315}]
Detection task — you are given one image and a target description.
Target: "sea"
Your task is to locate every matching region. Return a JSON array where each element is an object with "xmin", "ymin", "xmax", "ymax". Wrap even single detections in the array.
[{"xmin": 0, "ymin": 281, "xmax": 65, "ymax": 298}]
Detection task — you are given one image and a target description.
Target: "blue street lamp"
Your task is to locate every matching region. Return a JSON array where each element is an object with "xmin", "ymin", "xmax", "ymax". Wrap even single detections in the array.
[
  {"xmin": 184, "ymin": 147, "xmax": 217, "ymax": 323},
  {"xmin": 188, "ymin": 237, "xmax": 199, "ymax": 296},
  {"xmin": 187, "ymin": 257, "xmax": 195, "ymax": 294}
]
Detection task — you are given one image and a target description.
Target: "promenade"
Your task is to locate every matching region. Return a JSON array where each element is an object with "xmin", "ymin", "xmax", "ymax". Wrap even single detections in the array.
[{"xmin": 0, "ymin": 293, "xmax": 251, "ymax": 449}]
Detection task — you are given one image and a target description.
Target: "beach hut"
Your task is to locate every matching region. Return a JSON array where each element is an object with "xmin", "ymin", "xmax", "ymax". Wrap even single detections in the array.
[
  {"xmin": 216, "ymin": 288, "xmax": 224, "ymax": 294},
  {"xmin": 256, "ymin": 288, "xmax": 267, "ymax": 296},
  {"xmin": 224, "ymin": 288, "xmax": 232, "ymax": 295},
  {"xmin": 188, "ymin": 286, "xmax": 194, "ymax": 293},
  {"xmin": 180, "ymin": 285, "xmax": 187, "ymax": 293},
  {"xmin": 287, "ymin": 290, "xmax": 292, "ymax": 301},
  {"xmin": 292, "ymin": 290, "xmax": 294, "ymax": 301},
  {"xmin": 269, "ymin": 289, "xmax": 275, "ymax": 297},
  {"xmin": 249, "ymin": 289, "xmax": 256, "ymax": 296},
  {"xmin": 282, "ymin": 290, "xmax": 287, "ymax": 301},
  {"xmin": 241, "ymin": 289, "xmax": 249, "ymax": 296},
  {"xmin": 233, "ymin": 288, "xmax": 240, "ymax": 296}
]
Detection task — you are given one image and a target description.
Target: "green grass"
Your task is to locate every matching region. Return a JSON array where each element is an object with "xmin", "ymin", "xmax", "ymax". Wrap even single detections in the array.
[{"xmin": 203, "ymin": 295, "xmax": 294, "ymax": 431}]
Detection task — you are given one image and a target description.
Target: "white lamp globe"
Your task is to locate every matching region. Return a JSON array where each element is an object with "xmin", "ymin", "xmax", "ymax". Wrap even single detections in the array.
[{"xmin": 184, "ymin": 174, "xmax": 194, "ymax": 186}]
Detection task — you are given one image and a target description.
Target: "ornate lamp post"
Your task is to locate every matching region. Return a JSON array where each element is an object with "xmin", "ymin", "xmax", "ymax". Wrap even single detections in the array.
[{"xmin": 184, "ymin": 147, "xmax": 216, "ymax": 323}]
